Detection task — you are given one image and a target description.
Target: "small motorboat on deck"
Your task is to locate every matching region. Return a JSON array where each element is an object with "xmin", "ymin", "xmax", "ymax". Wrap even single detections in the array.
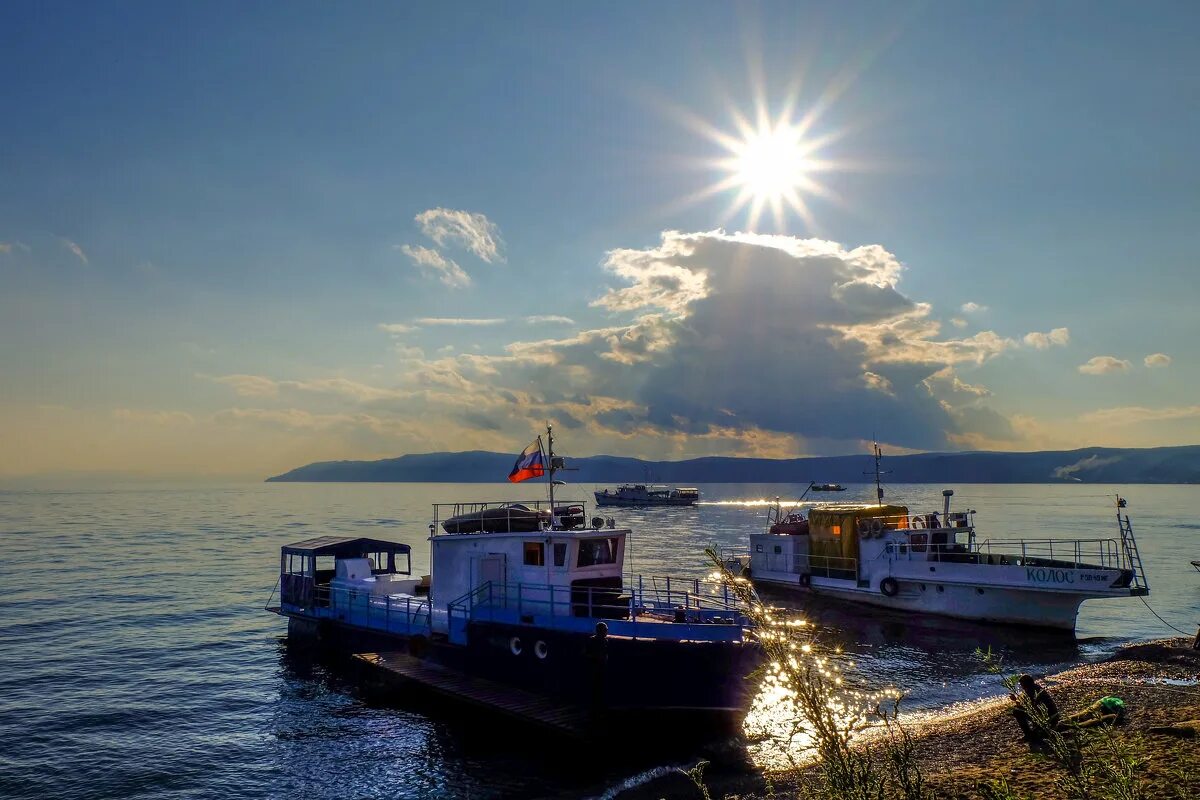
[{"xmin": 440, "ymin": 502, "xmax": 586, "ymax": 533}]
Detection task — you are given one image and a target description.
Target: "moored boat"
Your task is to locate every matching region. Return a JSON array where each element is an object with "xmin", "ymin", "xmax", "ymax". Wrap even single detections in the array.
[
  {"xmin": 594, "ymin": 483, "xmax": 700, "ymax": 507},
  {"xmin": 268, "ymin": 428, "xmax": 755, "ymax": 731},
  {"xmin": 738, "ymin": 445, "xmax": 1150, "ymax": 631}
]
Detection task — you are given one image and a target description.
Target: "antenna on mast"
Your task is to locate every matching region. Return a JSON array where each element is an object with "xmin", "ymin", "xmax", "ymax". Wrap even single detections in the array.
[
  {"xmin": 864, "ymin": 439, "xmax": 890, "ymax": 506},
  {"xmin": 544, "ymin": 423, "xmax": 573, "ymax": 518}
]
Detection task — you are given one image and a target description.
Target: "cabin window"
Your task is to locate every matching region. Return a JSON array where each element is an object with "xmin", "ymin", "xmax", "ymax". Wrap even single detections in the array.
[
  {"xmin": 523, "ymin": 542, "xmax": 545, "ymax": 567},
  {"xmin": 910, "ymin": 532, "xmax": 928, "ymax": 553},
  {"xmin": 831, "ymin": 524, "xmax": 842, "ymax": 537},
  {"xmin": 553, "ymin": 543, "xmax": 567, "ymax": 567},
  {"xmin": 773, "ymin": 545, "xmax": 782, "ymax": 554},
  {"xmin": 577, "ymin": 537, "xmax": 619, "ymax": 567},
  {"xmin": 286, "ymin": 554, "xmax": 310, "ymax": 576},
  {"xmin": 755, "ymin": 544, "xmax": 763, "ymax": 553}
]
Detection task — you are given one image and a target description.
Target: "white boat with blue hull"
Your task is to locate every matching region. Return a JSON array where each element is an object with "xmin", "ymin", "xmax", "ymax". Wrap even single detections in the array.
[
  {"xmin": 269, "ymin": 428, "xmax": 757, "ymax": 728},
  {"xmin": 737, "ymin": 446, "xmax": 1150, "ymax": 632}
]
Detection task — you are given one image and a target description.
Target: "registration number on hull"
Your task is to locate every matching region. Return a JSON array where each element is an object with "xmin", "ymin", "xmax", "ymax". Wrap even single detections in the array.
[{"xmin": 1025, "ymin": 567, "xmax": 1110, "ymax": 585}]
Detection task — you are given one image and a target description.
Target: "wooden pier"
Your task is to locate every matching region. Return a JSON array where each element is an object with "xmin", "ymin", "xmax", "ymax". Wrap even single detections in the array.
[{"xmin": 353, "ymin": 651, "xmax": 590, "ymax": 736}]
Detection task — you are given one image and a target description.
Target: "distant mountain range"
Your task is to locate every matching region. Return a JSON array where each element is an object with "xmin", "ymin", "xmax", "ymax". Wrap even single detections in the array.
[{"xmin": 266, "ymin": 445, "xmax": 1200, "ymax": 484}]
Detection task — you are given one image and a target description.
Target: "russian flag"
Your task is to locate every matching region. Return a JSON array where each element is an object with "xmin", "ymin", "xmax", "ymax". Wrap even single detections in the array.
[{"xmin": 507, "ymin": 438, "xmax": 545, "ymax": 483}]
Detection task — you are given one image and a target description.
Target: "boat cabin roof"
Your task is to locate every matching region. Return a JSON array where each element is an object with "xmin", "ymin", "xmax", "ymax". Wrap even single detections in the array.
[{"xmin": 281, "ymin": 536, "xmax": 412, "ymax": 558}]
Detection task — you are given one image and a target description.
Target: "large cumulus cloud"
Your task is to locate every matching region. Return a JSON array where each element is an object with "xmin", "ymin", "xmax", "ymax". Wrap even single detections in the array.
[{"xmin": 378, "ymin": 230, "xmax": 1032, "ymax": 454}]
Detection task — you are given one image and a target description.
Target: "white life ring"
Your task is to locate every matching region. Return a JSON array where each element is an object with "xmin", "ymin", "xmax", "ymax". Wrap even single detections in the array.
[
  {"xmin": 858, "ymin": 518, "xmax": 872, "ymax": 535},
  {"xmin": 509, "ymin": 636, "xmax": 523, "ymax": 656},
  {"xmin": 870, "ymin": 518, "xmax": 884, "ymax": 536},
  {"xmin": 534, "ymin": 640, "xmax": 549, "ymax": 660},
  {"xmin": 910, "ymin": 515, "xmax": 926, "ymax": 529}
]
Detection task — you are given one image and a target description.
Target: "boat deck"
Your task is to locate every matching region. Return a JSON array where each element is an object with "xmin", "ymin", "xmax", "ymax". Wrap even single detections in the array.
[{"xmin": 353, "ymin": 650, "xmax": 590, "ymax": 736}]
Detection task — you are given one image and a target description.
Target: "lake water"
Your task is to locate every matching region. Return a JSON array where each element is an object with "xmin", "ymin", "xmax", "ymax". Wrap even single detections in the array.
[{"xmin": 1, "ymin": 482, "xmax": 1197, "ymax": 799}]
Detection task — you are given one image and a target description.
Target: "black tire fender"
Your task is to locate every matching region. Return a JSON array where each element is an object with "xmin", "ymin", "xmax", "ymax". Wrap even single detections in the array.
[{"xmin": 880, "ymin": 577, "xmax": 899, "ymax": 597}]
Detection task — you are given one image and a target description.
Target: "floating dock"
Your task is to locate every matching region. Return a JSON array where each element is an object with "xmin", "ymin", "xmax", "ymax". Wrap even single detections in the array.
[{"xmin": 353, "ymin": 651, "xmax": 590, "ymax": 736}]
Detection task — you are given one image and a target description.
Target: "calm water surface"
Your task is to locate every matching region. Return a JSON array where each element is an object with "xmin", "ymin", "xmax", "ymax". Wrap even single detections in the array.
[{"xmin": 1, "ymin": 482, "xmax": 1197, "ymax": 798}]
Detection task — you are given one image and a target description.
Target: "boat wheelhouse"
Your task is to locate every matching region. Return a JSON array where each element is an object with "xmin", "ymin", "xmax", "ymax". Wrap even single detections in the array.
[
  {"xmin": 269, "ymin": 429, "xmax": 755, "ymax": 727},
  {"xmin": 745, "ymin": 490, "xmax": 1149, "ymax": 631},
  {"xmin": 593, "ymin": 483, "xmax": 700, "ymax": 507}
]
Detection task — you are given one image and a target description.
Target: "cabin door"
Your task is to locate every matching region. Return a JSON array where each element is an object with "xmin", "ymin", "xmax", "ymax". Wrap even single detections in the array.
[{"xmin": 477, "ymin": 554, "xmax": 506, "ymax": 603}]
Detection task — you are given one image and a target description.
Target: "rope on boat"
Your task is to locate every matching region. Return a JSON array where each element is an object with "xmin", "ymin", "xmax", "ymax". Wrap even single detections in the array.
[{"xmin": 1138, "ymin": 594, "xmax": 1195, "ymax": 636}]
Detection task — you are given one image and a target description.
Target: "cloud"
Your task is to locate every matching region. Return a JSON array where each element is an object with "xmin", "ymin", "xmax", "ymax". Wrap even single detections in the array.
[
  {"xmin": 61, "ymin": 238, "xmax": 88, "ymax": 265},
  {"xmin": 378, "ymin": 322, "xmax": 417, "ymax": 334},
  {"xmin": 112, "ymin": 408, "xmax": 195, "ymax": 426},
  {"xmin": 414, "ymin": 317, "xmax": 506, "ymax": 326},
  {"xmin": 525, "ymin": 315, "xmax": 575, "ymax": 325},
  {"xmin": 395, "ymin": 344, "xmax": 425, "ymax": 360},
  {"xmin": 1144, "ymin": 353, "xmax": 1171, "ymax": 368},
  {"xmin": 949, "ymin": 317, "xmax": 967, "ymax": 328},
  {"xmin": 210, "ymin": 373, "xmax": 280, "ymax": 397},
  {"xmin": 409, "ymin": 230, "xmax": 1031, "ymax": 453},
  {"xmin": 1079, "ymin": 405, "xmax": 1200, "ymax": 426},
  {"xmin": 1078, "ymin": 356, "xmax": 1131, "ymax": 375},
  {"xmin": 1023, "ymin": 327, "xmax": 1070, "ymax": 349},
  {"xmin": 397, "ymin": 244, "xmax": 471, "ymax": 288},
  {"xmin": 415, "ymin": 208, "xmax": 504, "ymax": 263},
  {"xmin": 0, "ymin": 242, "xmax": 10, "ymax": 254},
  {"xmin": 960, "ymin": 301, "xmax": 986, "ymax": 314}
]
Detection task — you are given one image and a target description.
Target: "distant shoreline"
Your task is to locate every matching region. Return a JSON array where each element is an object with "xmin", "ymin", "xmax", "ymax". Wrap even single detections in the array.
[{"xmin": 265, "ymin": 444, "xmax": 1200, "ymax": 485}]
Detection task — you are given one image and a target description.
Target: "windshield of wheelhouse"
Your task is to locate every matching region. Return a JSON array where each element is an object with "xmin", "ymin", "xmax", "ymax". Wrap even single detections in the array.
[{"xmin": 577, "ymin": 536, "xmax": 620, "ymax": 567}]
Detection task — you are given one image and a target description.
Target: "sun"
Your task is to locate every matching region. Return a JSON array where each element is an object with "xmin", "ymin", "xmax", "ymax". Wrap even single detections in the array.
[
  {"xmin": 663, "ymin": 99, "xmax": 848, "ymax": 233},
  {"xmin": 722, "ymin": 119, "xmax": 822, "ymax": 228}
]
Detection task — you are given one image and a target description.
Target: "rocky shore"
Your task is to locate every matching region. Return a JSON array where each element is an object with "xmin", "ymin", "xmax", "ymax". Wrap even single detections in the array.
[{"xmin": 615, "ymin": 637, "xmax": 1200, "ymax": 799}]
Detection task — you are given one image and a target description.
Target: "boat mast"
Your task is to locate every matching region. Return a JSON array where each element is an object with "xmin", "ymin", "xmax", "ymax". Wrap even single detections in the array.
[
  {"xmin": 546, "ymin": 423, "xmax": 556, "ymax": 510},
  {"xmin": 866, "ymin": 440, "xmax": 889, "ymax": 506}
]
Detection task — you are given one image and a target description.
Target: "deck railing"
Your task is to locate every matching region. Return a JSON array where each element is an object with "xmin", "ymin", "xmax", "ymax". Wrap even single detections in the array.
[
  {"xmin": 448, "ymin": 575, "xmax": 750, "ymax": 627},
  {"xmin": 309, "ymin": 584, "xmax": 434, "ymax": 634}
]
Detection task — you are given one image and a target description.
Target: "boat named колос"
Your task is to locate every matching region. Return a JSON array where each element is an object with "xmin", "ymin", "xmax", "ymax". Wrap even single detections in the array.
[
  {"xmin": 738, "ymin": 445, "xmax": 1150, "ymax": 631},
  {"xmin": 594, "ymin": 484, "xmax": 700, "ymax": 507},
  {"xmin": 268, "ymin": 427, "xmax": 755, "ymax": 730}
]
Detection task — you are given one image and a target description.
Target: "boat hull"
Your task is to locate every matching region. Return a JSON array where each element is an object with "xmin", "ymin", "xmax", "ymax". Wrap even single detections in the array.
[
  {"xmin": 593, "ymin": 495, "xmax": 697, "ymax": 507},
  {"xmin": 283, "ymin": 612, "xmax": 757, "ymax": 724},
  {"xmin": 749, "ymin": 571, "xmax": 1094, "ymax": 630}
]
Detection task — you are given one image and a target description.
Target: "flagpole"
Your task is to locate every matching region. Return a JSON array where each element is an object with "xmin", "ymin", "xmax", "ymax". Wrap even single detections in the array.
[{"xmin": 545, "ymin": 424, "xmax": 555, "ymax": 512}]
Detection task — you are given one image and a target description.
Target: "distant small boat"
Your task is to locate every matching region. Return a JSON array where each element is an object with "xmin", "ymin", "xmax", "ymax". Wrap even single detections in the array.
[
  {"xmin": 1191, "ymin": 560, "xmax": 1200, "ymax": 573},
  {"xmin": 594, "ymin": 484, "xmax": 699, "ymax": 507},
  {"xmin": 810, "ymin": 483, "xmax": 845, "ymax": 492}
]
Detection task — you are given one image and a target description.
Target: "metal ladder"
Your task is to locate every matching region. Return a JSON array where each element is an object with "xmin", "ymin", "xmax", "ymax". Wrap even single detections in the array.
[{"xmin": 1118, "ymin": 506, "xmax": 1150, "ymax": 595}]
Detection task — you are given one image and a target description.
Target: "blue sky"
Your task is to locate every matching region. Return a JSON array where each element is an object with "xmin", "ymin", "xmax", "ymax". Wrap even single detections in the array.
[{"xmin": 2, "ymin": 1, "xmax": 1198, "ymax": 478}]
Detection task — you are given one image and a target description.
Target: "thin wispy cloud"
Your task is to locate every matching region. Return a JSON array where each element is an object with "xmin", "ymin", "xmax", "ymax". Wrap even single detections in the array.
[
  {"xmin": 61, "ymin": 237, "xmax": 88, "ymax": 265},
  {"xmin": 413, "ymin": 317, "xmax": 506, "ymax": 326},
  {"xmin": 949, "ymin": 317, "xmax": 967, "ymax": 328},
  {"xmin": 1023, "ymin": 327, "xmax": 1070, "ymax": 349},
  {"xmin": 378, "ymin": 323, "xmax": 417, "ymax": 334},
  {"xmin": 1079, "ymin": 404, "xmax": 1200, "ymax": 425},
  {"xmin": 960, "ymin": 301, "xmax": 986, "ymax": 314},
  {"xmin": 1144, "ymin": 353, "xmax": 1171, "ymax": 368},
  {"xmin": 0, "ymin": 242, "xmax": 11, "ymax": 254},
  {"xmin": 396, "ymin": 244, "xmax": 471, "ymax": 288},
  {"xmin": 1078, "ymin": 355, "xmax": 1131, "ymax": 375},
  {"xmin": 415, "ymin": 208, "xmax": 504, "ymax": 263},
  {"xmin": 525, "ymin": 315, "xmax": 575, "ymax": 325}
]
